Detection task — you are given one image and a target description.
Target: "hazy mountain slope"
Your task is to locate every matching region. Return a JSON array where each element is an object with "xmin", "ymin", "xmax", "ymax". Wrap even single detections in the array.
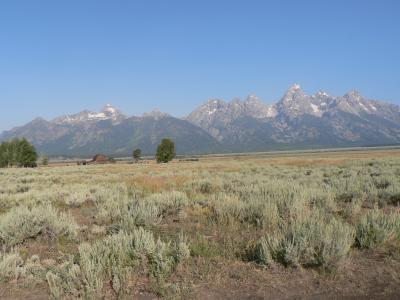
[
  {"xmin": 0, "ymin": 107, "xmax": 219, "ymax": 157},
  {"xmin": 1, "ymin": 85, "xmax": 400, "ymax": 157}
]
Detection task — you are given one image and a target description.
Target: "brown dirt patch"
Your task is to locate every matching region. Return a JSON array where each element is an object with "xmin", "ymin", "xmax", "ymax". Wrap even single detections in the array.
[{"xmin": 178, "ymin": 250, "xmax": 400, "ymax": 299}]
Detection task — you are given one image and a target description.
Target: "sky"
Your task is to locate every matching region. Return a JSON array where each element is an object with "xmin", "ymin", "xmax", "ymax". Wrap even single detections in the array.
[{"xmin": 0, "ymin": 0, "xmax": 400, "ymax": 132}]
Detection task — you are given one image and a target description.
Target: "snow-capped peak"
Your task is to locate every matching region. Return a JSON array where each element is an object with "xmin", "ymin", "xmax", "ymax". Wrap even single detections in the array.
[
  {"xmin": 246, "ymin": 94, "xmax": 260, "ymax": 101},
  {"xmin": 317, "ymin": 91, "xmax": 330, "ymax": 97},
  {"xmin": 344, "ymin": 90, "xmax": 363, "ymax": 101},
  {"xmin": 53, "ymin": 104, "xmax": 125, "ymax": 125},
  {"xmin": 102, "ymin": 104, "xmax": 118, "ymax": 114},
  {"xmin": 87, "ymin": 112, "xmax": 107, "ymax": 120},
  {"xmin": 289, "ymin": 83, "xmax": 301, "ymax": 91},
  {"xmin": 100, "ymin": 104, "xmax": 125, "ymax": 120}
]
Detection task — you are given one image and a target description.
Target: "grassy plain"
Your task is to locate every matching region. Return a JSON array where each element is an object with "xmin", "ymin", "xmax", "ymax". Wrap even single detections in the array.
[{"xmin": 1, "ymin": 149, "xmax": 400, "ymax": 299}]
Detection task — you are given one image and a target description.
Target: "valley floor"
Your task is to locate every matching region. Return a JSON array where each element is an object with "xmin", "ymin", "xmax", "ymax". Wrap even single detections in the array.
[{"xmin": 1, "ymin": 149, "xmax": 400, "ymax": 299}]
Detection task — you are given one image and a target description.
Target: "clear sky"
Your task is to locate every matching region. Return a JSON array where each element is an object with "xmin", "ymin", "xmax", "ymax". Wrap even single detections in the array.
[{"xmin": 1, "ymin": 0, "xmax": 399, "ymax": 132}]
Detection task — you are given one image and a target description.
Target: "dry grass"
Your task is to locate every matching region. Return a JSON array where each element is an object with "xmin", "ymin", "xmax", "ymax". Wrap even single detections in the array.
[{"xmin": 0, "ymin": 149, "xmax": 400, "ymax": 298}]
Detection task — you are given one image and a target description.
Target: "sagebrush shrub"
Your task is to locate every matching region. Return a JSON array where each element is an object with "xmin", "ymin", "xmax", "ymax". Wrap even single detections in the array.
[
  {"xmin": 0, "ymin": 250, "xmax": 24, "ymax": 281},
  {"xmin": 355, "ymin": 209, "xmax": 400, "ymax": 248},
  {"xmin": 0, "ymin": 250, "xmax": 45, "ymax": 282},
  {"xmin": 145, "ymin": 191, "xmax": 189, "ymax": 216},
  {"xmin": 122, "ymin": 201, "xmax": 161, "ymax": 228},
  {"xmin": 257, "ymin": 212, "xmax": 354, "ymax": 269},
  {"xmin": 0, "ymin": 205, "xmax": 79, "ymax": 248},
  {"xmin": 46, "ymin": 227, "xmax": 190, "ymax": 298}
]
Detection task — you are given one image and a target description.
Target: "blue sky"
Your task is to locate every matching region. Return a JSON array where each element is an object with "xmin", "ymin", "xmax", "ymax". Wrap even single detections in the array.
[{"xmin": 1, "ymin": 0, "xmax": 399, "ymax": 132}]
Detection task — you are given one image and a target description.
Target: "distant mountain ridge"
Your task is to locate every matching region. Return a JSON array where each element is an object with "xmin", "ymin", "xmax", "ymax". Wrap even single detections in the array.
[
  {"xmin": 186, "ymin": 84, "xmax": 400, "ymax": 151},
  {"xmin": 1, "ymin": 84, "xmax": 400, "ymax": 157},
  {"xmin": 52, "ymin": 104, "xmax": 126, "ymax": 125}
]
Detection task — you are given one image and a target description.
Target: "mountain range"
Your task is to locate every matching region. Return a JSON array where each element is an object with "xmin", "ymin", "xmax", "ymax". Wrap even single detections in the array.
[{"xmin": 1, "ymin": 84, "xmax": 400, "ymax": 157}]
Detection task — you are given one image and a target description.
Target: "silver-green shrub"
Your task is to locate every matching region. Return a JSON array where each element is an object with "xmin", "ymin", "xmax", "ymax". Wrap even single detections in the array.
[
  {"xmin": 0, "ymin": 205, "xmax": 79, "ymax": 248},
  {"xmin": 356, "ymin": 209, "xmax": 400, "ymax": 248},
  {"xmin": 0, "ymin": 250, "xmax": 45, "ymax": 282},
  {"xmin": 257, "ymin": 212, "xmax": 354, "ymax": 269},
  {"xmin": 46, "ymin": 227, "xmax": 189, "ymax": 298}
]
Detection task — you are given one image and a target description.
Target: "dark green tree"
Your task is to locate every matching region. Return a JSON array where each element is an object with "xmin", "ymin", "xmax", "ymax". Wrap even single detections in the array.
[
  {"xmin": 17, "ymin": 138, "xmax": 38, "ymax": 167},
  {"xmin": 0, "ymin": 142, "xmax": 8, "ymax": 167},
  {"xmin": 156, "ymin": 138, "xmax": 176, "ymax": 163},
  {"xmin": 132, "ymin": 148, "xmax": 142, "ymax": 163},
  {"xmin": 0, "ymin": 138, "xmax": 37, "ymax": 168}
]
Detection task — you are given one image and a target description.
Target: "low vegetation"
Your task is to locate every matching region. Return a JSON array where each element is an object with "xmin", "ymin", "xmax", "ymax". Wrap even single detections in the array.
[
  {"xmin": 0, "ymin": 205, "xmax": 79, "ymax": 248},
  {"xmin": 0, "ymin": 150, "xmax": 400, "ymax": 298}
]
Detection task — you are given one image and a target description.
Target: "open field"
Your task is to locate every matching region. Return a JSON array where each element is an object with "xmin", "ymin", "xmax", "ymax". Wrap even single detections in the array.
[{"xmin": 1, "ymin": 149, "xmax": 400, "ymax": 299}]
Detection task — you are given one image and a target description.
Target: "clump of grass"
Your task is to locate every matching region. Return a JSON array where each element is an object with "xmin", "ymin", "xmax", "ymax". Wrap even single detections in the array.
[
  {"xmin": 114, "ymin": 191, "xmax": 189, "ymax": 232},
  {"xmin": 63, "ymin": 188, "xmax": 92, "ymax": 207},
  {"xmin": 123, "ymin": 201, "xmax": 161, "ymax": 228},
  {"xmin": 0, "ymin": 250, "xmax": 45, "ymax": 282},
  {"xmin": 185, "ymin": 179, "xmax": 221, "ymax": 194},
  {"xmin": 173, "ymin": 233, "xmax": 191, "ymax": 263},
  {"xmin": 210, "ymin": 194, "xmax": 244, "ymax": 225},
  {"xmin": 94, "ymin": 185, "xmax": 135, "ymax": 223},
  {"xmin": 46, "ymin": 227, "xmax": 190, "ymax": 298},
  {"xmin": 145, "ymin": 191, "xmax": 189, "ymax": 217},
  {"xmin": 0, "ymin": 250, "xmax": 25, "ymax": 281},
  {"xmin": 190, "ymin": 235, "xmax": 222, "ymax": 258},
  {"xmin": 377, "ymin": 182, "xmax": 400, "ymax": 207},
  {"xmin": 0, "ymin": 206, "xmax": 79, "ymax": 248},
  {"xmin": 355, "ymin": 209, "xmax": 400, "ymax": 248},
  {"xmin": 256, "ymin": 212, "xmax": 354, "ymax": 269}
]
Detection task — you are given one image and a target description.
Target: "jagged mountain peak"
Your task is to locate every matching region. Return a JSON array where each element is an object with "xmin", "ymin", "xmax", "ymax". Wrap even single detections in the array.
[
  {"xmin": 101, "ymin": 103, "xmax": 118, "ymax": 113},
  {"xmin": 344, "ymin": 90, "xmax": 363, "ymax": 101},
  {"xmin": 53, "ymin": 104, "xmax": 126, "ymax": 125},
  {"xmin": 289, "ymin": 83, "xmax": 302, "ymax": 91},
  {"xmin": 282, "ymin": 83, "xmax": 304, "ymax": 98},
  {"xmin": 332, "ymin": 90, "xmax": 377, "ymax": 114},
  {"xmin": 245, "ymin": 95, "xmax": 263, "ymax": 104},
  {"xmin": 315, "ymin": 91, "xmax": 331, "ymax": 98},
  {"xmin": 277, "ymin": 84, "xmax": 313, "ymax": 117},
  {"xmin": 206, "ymin": 98, "xmax": 227, "ymax": 106},
  {"xmin": 193, "ymin": 99, "xmax": 227, "ymax": 116},
  {"xmin": 188, "ymin": 95, "xmax": 275, "ymax": 121},
  {"xmin": 2, "ymin": 84, "xmax": 400, "ymax": 157},
  {"xmin": 100, "ymin": 104, "xmax": 125, "ymax": 120},
  {"xmin": 281, "ymin": 83, "xmax": 306, "ymax": 103}
]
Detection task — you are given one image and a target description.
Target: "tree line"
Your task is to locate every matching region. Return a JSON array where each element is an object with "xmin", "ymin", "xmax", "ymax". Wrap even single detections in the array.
[
  {"xmin": 0, "ymin": 137, "xmax": 175, "ymax": 168},
  {"xmin": 0, "ymin": 138, "xmax": 38, "ymax": 168}
]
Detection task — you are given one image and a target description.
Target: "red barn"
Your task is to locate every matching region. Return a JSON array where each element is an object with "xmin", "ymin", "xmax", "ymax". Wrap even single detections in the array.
[{"xmin": 91, "ymin": 154, "xmax": 109, "ymax": 164}]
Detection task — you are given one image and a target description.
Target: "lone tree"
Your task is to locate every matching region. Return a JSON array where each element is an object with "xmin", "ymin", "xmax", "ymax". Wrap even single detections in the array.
[
  {"xmin": 156, "ymin": 138, "xmax": 176, "ymax": 163},
  {"xmin": 132, "ymin": 148, "xmax": 142, "ymax": 163}
]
